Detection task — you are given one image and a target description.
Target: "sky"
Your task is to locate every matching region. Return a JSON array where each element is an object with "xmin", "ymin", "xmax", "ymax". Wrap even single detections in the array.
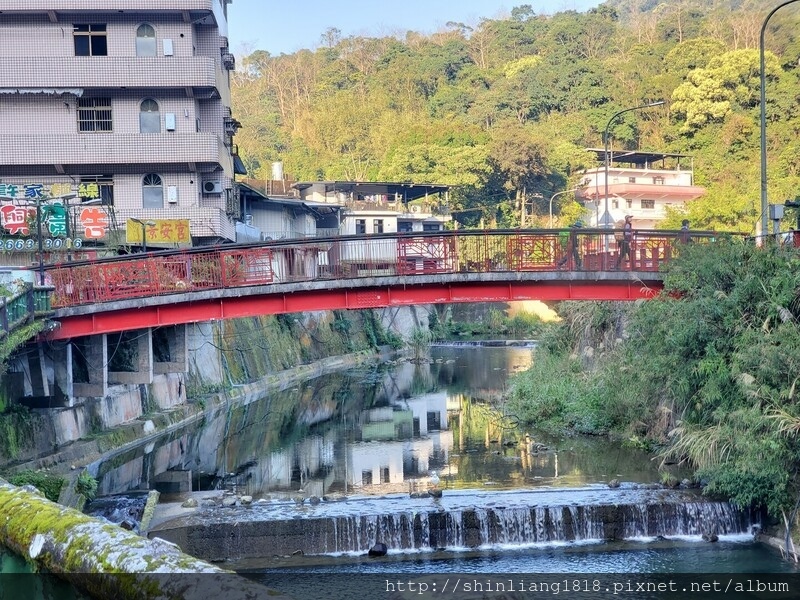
[{"xmin": 228, "ymin": 0, "xmax": 604, "ymax": 56}]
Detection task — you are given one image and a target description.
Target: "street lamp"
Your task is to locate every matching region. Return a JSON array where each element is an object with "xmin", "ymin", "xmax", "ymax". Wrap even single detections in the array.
[
  {"xmin": 549, "ymin": 188, "xmax": 582, "ymax": 227},
  {"xmin": 130, "ymin": 218, "xmax": 156, "ymax": 253},
  {"xmin": 603, "ymin": 101, "xmax": 665, "ymax": 227},
  {"xmin": 760, "ymin": 1, "xmax": 800, "ymax": 240}
]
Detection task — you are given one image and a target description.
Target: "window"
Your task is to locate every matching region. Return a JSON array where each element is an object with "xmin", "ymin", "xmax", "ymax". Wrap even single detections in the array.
[
  {"xmin": 422, "ymin": 223, "xmax": 440, "ymax": 232},
  {"xmin": 612, "ymin": 199, "xmax": 619, "ymax": 209},
  {"xmin": 626, "ymin": 199, "xmax": 633, "ymax": 209},
  {"xmin": 74, "ymin": 24, "xmax": 107, "ymax": 56},
  {"xmin": 397, "ymin": 221, "xmax": 413, "ymax": 233},
  {"xmin": 77, "ymin": 98, "xmax": 112, "ymax": 132},
  {"xmin": 136, "ymin": 24, "xmax": 156, "ymax": 57},
  {"xmin": 641, "ymin": 199, "xmax": 655, "ymax": 209},
  {"xmin": 355, "ymin": 219, "xmax": 366, "ymax": 234},
  {"xmin": 427, "ymin": 411, "xmax": 442, "ymax": 431},
  {"xmin": 653, "ymin": 176, "xmax": 665, "ymax": 185},
  {"xmin": 139, "ymin": 99, "xmax": 160, "ymax": 133},
  {"xmin": 79, "ymin": 176, "xmax": 114, "ymax": 206},
  {"xmin": 373, "ymin": 219, "xmax": 384, "ymax": 234},
  {"xmin": 628, "ymin": 177, "xmax": 637, "ymax": 184},
  {"xmin": 142, "ymin": 173, "xmax": 163, "ymax": 208}
]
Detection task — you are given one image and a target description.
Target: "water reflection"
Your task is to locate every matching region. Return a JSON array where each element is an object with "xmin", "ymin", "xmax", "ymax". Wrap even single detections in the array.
[{"xmin": 92, "ymin": 346, "xmax": 676, "ymax": 503}]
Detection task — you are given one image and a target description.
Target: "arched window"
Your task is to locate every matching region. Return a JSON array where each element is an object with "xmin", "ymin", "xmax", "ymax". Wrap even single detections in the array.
[
  {"xmin": 136, "ymin": 24, "xmax": 156, "ymax": 57},
  {"xmin": 142, "ymin": 173, "xmax": 163, "ymax": 208},
  {"xmin": 139, "ymin": 98, "xmax": 160, "ymax": 133}
]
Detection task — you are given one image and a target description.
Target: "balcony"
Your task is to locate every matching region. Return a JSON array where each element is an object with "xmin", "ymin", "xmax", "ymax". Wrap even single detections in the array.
[
  {"xmin": 0, "ymin": 57, "xmax": 225, "ymax": 95},
  {"xmin": 2, "ymin": 1, "xmax": 220, "ymax": 13},
  {"xmin": 577, "ymin": 182, "xmax": 705, "ymax": 203},
  {"xmin": 0, "ymin": 133, "xmax": 232, "ymax": 175}
]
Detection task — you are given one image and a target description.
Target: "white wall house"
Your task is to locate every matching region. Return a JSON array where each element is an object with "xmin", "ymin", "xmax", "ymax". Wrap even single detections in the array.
[
  {"xmin": 576, "ymin": 150, "xmax": 705, "ymax": 229},
  {"xmin": 236, "ymin": 181, "xmax": 342, "ymax": 242},
  {"xmin": 291, "ymin": 181, "xmax": 451, "ymax": 272},
  {"xmin": 293, "ymin": 181, "xmax": 451, "ymax": 234}
]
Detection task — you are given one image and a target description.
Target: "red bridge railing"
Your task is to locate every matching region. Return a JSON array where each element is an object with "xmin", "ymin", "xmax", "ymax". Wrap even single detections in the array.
[{"xmin": 46, "ymin": 228, "xmax": 727, "ymax": 309}]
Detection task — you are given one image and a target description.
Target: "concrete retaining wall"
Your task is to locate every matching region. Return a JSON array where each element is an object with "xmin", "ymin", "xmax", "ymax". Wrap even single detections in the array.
[{"xmin": 3, "ymin": 306, "xmax": 430, "ymax": 471}]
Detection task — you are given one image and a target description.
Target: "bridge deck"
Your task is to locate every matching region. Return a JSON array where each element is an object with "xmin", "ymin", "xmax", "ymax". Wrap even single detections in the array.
[{"xmin": 42, "ymin": 228, "xmax": 723, "ymax": 340}]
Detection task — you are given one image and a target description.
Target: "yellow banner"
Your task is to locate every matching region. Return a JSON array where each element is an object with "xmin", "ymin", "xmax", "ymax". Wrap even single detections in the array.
[{"xmin": 126, "ymin": 219, "xmax": 191, "ymax": 244}]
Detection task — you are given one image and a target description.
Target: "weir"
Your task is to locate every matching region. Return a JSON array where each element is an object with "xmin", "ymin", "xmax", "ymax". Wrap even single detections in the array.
[{"xmin": 147, "ymin": 487, "xmax": 754, "ymax": 562}]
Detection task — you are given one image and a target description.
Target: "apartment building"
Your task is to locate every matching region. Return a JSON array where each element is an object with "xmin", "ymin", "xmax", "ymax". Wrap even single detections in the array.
[
  {"xmin": 576, "ymin": 149, "xmax": 705, "ymax": 228},
  {"xmin": 0, "ymin": 1, "xmax": 244, "ymax": 255}
]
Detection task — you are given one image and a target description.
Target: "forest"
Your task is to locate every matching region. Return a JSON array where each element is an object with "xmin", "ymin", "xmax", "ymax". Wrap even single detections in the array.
[{"xmin": 231, "ymin": 0, "xmax": 800, "ymax": 232}]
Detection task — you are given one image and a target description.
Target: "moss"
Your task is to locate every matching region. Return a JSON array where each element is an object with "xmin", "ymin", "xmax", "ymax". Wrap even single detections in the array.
[
  {"xmin": 138, "ymin": 491, "xmax": 159, "ymax": 535},
  {"xmin": 0, "ymin": 405, "xmax": 38, "ymax": 460},
  {"xmin": 93, "ymin": 426, "xmax": 142, "ymax": 454},
  {"xmin": 0, "ymin": 482, "xmax": 230, "ymax": 584}
]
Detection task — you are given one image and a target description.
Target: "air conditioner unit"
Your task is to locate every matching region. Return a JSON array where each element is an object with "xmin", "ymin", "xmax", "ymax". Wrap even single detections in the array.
[
  {"xmin": 203, "ymin": 180, "xmax": 223, "ymax": 194},
  {"xmin": 222, "ymin": 52, "xmax": 235, "ymax": 70},
  {"xmin": 223, "ymin": 117, "xmax": 241, "ymax": 136}
]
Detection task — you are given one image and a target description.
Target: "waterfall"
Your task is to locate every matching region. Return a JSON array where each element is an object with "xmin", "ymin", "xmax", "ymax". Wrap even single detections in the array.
[
  {"xmin": 431, "ymin": 340, "xmax": 537, "ymax": 348},
  {"xmin": 318, "ymin": 501, "xmax": 751, "ymax": 555}
]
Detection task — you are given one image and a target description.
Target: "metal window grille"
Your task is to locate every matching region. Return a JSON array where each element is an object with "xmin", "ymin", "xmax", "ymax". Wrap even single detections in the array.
[{"xmin": 77, "ymin": 98, "xmax": 113, "ymax": 132}]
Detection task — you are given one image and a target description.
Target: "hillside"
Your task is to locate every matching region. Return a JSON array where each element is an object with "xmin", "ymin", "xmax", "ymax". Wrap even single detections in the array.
[{"xmin": 231, "ymin": 1, "xmax": 800, "ymax": 232}]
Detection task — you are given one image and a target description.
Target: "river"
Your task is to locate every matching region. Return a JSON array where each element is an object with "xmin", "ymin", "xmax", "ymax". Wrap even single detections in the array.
[{"xmin": 86, "ymin": 344, "xmax": 796, "ymax": 589}]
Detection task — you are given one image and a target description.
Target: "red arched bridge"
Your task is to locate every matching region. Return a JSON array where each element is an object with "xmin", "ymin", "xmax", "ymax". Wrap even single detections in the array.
[{"xmin": 43, "ymin": 228, "xmax": 723, "ymax": 341}]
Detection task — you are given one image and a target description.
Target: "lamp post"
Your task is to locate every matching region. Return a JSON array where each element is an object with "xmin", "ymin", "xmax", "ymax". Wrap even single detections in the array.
[
  {"xmin": 549, "ymin": 188, "xmax": 581, "ymax": 227},
  {"xmin": 130, "ymin": 218, "xmax": 156, "ymax": 253},
  {"xmin": 603, "ymin": 101, "xmax": 665, "ymax": 227},
  {"xmin": 760, "ymin": 1, "xmax": 799, "ymax": 240}
]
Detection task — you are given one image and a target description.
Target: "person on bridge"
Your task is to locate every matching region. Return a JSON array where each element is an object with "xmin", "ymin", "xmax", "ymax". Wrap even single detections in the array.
[
  {"xmin": 557, "ymin": 220, "xmax": 583, "ymax": 270},
  {"xmin": 615, "ymin": 215, "xmax": 633, "ymax": 269},
  {"xmin": 676, "ymin": 219, "xmax": 693, "ymax": 245}
]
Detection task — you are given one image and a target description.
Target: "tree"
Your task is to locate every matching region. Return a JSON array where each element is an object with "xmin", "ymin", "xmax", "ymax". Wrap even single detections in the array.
[
  {"xmin": 488, "ymin": 126, "xmax": 551, "ymax": 225},
  {"xmin": 671, "ymin": 49, "xmax": 778, "ymax": 133}
]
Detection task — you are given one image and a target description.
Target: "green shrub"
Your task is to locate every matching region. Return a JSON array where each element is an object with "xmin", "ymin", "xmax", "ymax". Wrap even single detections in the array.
[
  {"xmin": 75, "ymin": 470, "xmax": 98, "ymax": 501},
  {"xmin": 507, "ymin": 312, "xmax": 543, "ymax": 337},
  {"xmin": 409, "ymin": 327, "xmax": 432, "ymax": 361},
  {"xmin": 6, "ymin": 470, "xmax": 65, "ymax": 502},
  {"xmin": 507, "ymin": 352, "xmax": 610, "ymax": 435}
]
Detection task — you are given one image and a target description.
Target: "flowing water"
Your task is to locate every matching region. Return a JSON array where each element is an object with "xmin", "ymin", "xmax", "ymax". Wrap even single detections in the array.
[{"xmin": 85, "ymin": 344, "xmax": 795, "ymax": 580}]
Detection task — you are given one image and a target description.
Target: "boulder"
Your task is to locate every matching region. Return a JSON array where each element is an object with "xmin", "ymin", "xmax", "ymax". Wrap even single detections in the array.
[{"xmin": 368, "ymin": 543, "xmax": 388, "ymax": 557}]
